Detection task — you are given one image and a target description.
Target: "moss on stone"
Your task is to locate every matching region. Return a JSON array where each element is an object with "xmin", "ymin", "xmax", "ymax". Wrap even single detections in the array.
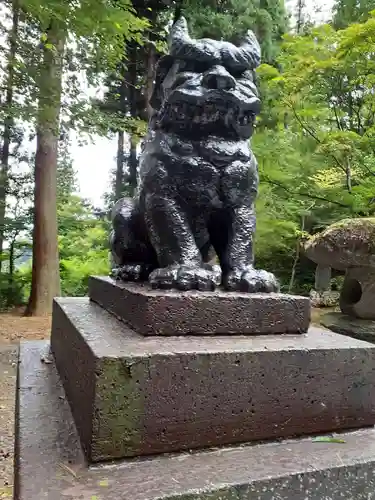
[{"xmin": 304, "ymin": 218, "xmax": 375, "ymax": 269}]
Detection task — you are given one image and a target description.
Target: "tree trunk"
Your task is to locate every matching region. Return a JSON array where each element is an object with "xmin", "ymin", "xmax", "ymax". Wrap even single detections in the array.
[
  {"xmin": 25, "ymin": 23, "xmax": 65, "ymax": 316},
  {"xmin": 146, "ymin": 42, "xmax": 156, "ymax": 120},
  {"xmin": 115, "ymin": 131, "xmax": 124, "ymax": 200},
  {"xmin": 0, "ymin": 0, "xmax": 19, "ymax": 272},
  {"xmin": 345, "ymin": 156, "xmax": 352, "ymax": 193},
  {"xmin": 7, "ymin": 239, "xmax": 15, "ymax": 307},
  {"xmin": 129, "ymin": 135, "xmax": 138, "ymax": 195},
  {"xmin": 127, "ymin": 42, "xmax": 138, "ymax": 194},
  {"xmin": 295, "ymin": 0, "xmax": 305, "ymax": 33}
]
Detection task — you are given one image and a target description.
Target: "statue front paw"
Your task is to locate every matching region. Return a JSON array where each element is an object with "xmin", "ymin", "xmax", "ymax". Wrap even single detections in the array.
[
  {"xmin": 149, "ymin": 264, "xmax": 222, "ymax": 291},
  {"xmin": 223, "ymin": 267, "xmax": 279, "ymax": 293},
  {"xmin": 111, "ymin": 264, "xmax": 153, "ymax": 282}
]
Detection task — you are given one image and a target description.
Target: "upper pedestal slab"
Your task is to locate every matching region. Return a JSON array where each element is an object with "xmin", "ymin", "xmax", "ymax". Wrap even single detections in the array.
[{"xmin": 88, "ymin": 276, "xmax": 311, "ymax": 336}]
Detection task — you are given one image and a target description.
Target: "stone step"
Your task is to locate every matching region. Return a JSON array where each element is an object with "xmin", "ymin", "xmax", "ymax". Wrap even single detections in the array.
[
  {"xmin": 88, "ymin": 275, "xmax": 311, "ymax": 336},
  {"xmin": 14, "ymin": 341, "xmax": 375, "ymax": 500},
  {"xmin": 51, "ymin": 297, "xmax": 375, "ymax": 463}
]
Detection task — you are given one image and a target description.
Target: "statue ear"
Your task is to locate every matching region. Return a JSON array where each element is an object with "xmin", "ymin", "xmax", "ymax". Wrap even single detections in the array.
[
  {"xmin": 170, "ymin": 16, "xmax": 190, "ymax": 43},
  {"xmin": 149, "ymin": 55, "xmax": 174, "ymax": 111}
]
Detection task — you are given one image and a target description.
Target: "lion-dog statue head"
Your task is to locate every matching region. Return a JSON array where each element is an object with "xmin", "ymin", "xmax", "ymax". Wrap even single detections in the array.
[{"xmin": 149, "ymin": 17, "xmax": 261, "ymax": 140}]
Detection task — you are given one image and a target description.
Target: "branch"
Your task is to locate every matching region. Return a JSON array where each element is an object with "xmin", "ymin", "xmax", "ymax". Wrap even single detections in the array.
[
  {"xmin": 287, "ymin": 102, "xmax": 347, "ymax": 174},
  {"xmin": 263, "ymin": 176, "xmax": 353, "ymax": 208}
]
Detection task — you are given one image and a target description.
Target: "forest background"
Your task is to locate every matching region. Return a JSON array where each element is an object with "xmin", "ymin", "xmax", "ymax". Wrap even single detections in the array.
[{"xmin": 0, "ymin": 0, "xmax": 374, "ymax": 315}]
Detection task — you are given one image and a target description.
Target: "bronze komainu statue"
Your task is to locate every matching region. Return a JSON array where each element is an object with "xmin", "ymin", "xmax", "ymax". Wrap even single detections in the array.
[{"xmin": 110, "ymin": 17, "xmax": 279, "ymax": 293}]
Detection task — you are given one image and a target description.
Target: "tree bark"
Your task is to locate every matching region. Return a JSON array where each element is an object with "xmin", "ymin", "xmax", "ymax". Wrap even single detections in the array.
[
  {"xmin": 345, "ymin": 156, "xmax": 352, "ymax": 193},
  {"xmin": 295, "ymin": 0, "xmax": 305, "ymax": 33},
  {"xmin": 146, "ymin": 42, "xmax": 156, "ymax": 120},
  {"xmin": 129, "ymin": 135, "xmax": 138, "ymax": 195},
  {"xmin": 25, "ymin": 23, "xmax": 65, "ymax": 316},
  {"xmin": 0, "ymin": 0, "xmax": 19, "ymax": 272},
  {"xmin": 128, "ymin": 42, "xmax": 139, "ymax": 194},
  {"xmin": 7, "ymin": 239, "xmax": 15, "ymax": 307},
  {"xmin": 115, "ymin": 131, "xmax": 124, "ymax": 200}
]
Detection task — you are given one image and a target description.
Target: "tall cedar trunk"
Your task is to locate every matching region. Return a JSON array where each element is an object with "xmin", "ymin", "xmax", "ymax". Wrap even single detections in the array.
[
  {"xmin": 128, "ymin": 43, "xmax": 138, "ymax": 193},
  {"xmin": 146, "ymin": 42, "xmax": 156, "ymax": 120},
  {"xmin": 114, "ymin": 63, "xmax": 127, "ymax": 201},
  {"xmin": 295, "ymin": 0, "xmax": 305, "ymax": 33},
  {"xmin": 0, "ymin": 0, "xmax": 19, "ymax": 272},
  {"xmin": 129, "ymin": 136, "xmax": 137, "ymax": 194},
  {"xmin": 7, "ymin": 239, "xmax": 15, "ymax": 307},
  {"xmin": 115, "ymin": 131, "xmax": 124, "ymax": 200},
  {"xmin": 25, "ymin": 23, "xmax": 65, "ymax": 316}
]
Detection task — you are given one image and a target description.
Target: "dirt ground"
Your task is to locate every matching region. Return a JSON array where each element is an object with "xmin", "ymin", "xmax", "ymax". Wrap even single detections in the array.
[{"xmin": 0, "ymin": 311, "xmax": 51, "ymax": 499}]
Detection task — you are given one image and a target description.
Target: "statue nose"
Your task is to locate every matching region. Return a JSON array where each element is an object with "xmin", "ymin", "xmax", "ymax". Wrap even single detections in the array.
[{"xmin": 202, "ymin": 65, "xmax": 236, "ymax": 90}]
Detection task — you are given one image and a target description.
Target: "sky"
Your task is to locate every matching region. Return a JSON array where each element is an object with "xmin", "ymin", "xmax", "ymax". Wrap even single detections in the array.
[{"xmin": 73, "ymin": 0, "xmax": 335, "ymax": 208}]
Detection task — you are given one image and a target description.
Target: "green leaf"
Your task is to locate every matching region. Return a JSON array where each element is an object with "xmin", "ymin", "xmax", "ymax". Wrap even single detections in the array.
[{"xmin": 312, "ymin": 436, "xmax": 346, "ymax": 443}]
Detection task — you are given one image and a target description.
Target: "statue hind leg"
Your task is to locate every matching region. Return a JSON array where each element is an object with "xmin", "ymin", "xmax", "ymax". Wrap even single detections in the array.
[{"xmin": 110, "ymin": 197, "xmax": 158, "ymax": 281}]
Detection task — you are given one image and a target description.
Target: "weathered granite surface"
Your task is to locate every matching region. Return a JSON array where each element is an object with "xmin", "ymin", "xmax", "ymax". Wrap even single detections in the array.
[
  {"xmin": 14, "ymin": 341, "xmax": 375, "ymax": 499},
  {"xmin": 88, "ymin": 276, "xmax": 310, "ymax": 336},
  {"xmin": 51, "ymin": 297, "xmax": 375, "ymax": 463}
]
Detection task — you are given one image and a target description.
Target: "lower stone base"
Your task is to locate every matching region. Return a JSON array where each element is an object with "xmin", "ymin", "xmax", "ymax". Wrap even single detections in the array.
[
  {"xmin": 321, "ymin": 311, "xmax": 375, "ymax": 343},
  {"xmin": 15, "ymin": 341, "xmax": 375, "ymax": 499},
  {"xmin": 51, "ymin": 298, "xmax": 375, "ymax": 462}
]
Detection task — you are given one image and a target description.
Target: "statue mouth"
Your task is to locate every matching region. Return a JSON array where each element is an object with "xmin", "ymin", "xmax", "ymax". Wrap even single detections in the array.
[{"xmin": 158, "ymin": 92, "xmax": 259, "ymax": 137}]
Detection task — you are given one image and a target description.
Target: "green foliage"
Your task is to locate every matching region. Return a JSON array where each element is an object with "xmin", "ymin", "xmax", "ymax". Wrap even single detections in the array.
[
  {"xmin": 13, "ymin": 195, "xmax": 111, "ymax": 302},
  {"xmin": 333, "ymin": 0, "xmax": 375, "ymax": 28},
  {"xmin": 251, "ymin": 13, "xmax": 375, "ymax": 291},
  {"xmin": 58, "ymin": 196, "xmax": 110, "ymax": 296},
  {"xmin": 182, "ymin": 0, "xmax": 288, "ymax": 63}
]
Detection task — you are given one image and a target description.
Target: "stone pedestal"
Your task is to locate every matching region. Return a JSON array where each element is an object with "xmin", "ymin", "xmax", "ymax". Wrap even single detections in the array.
[
  {"xmin": 88, "ymin": 276, "xmax": 311, "ymax": 336},
  {"xmin": 14, "ymin": 276, "xmax": 375, "ymax": 499},
  {"xmin": 51, "ymin": 297, "xmax": 375, "ymax": 463}
]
